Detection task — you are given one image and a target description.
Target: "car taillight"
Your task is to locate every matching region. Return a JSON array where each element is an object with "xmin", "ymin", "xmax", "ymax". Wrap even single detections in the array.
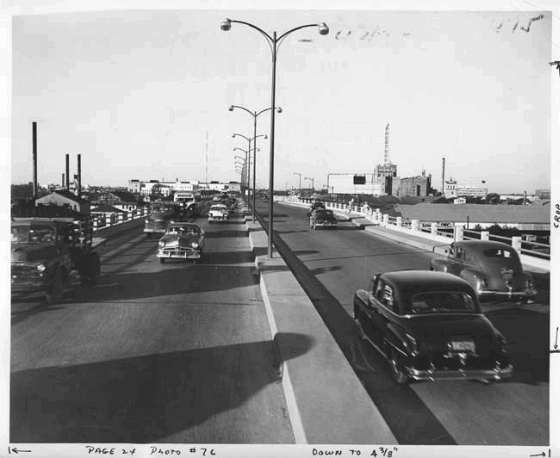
[
  {"xmin": 495, "ymin": 332, "xmax": 508, "ymax": 354},
  {"xmin": 476, "ymin": 278, "xmax": 487, "ymax": 293},
  {"xmin": 525, "ymin": 273, "xmax": 534, "ymax": 290}
]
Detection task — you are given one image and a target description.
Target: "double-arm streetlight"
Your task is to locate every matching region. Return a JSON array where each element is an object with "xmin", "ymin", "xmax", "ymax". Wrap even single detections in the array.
[
  {"xmin": 229, "ymin": 104, "xmax": 281, "ymax": 222},
  {"xmin": 232, "ymin": 132, "xmax": 267, "ymax": 201},
  {"xmin": 304, "ymin": 176, "xmax": 315, "ymax": 192},
  {"xmin": 293, "ymin": 172, "xmax": 302, "ymax": 194},
  {"xmin": 221, "ymin": 18, "xmax": 329, "ymax": 258}
]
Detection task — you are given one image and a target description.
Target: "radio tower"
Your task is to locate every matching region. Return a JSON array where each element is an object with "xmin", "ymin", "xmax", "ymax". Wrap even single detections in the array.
[{"xmin": 384, "ymin": 122, "xmax": 390, "ymax": 164}]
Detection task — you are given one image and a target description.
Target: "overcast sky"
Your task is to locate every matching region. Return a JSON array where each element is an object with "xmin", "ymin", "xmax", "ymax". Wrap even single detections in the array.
[{"xmin": 9, "ymin": 8, "xmax": 554, "ymax": 194}]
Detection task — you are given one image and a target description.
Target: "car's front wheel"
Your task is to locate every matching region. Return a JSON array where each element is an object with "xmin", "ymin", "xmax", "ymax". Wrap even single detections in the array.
[{"xmin": 389, "ymin": 349, "xmax": 409, "ymax": 385}]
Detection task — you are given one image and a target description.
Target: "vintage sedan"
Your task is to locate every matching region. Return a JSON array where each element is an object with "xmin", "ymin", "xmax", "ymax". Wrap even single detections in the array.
[
  {"xmin": 353, "ymin": 270, "xmax": 513, "ymax": 384},
  {"xmin": 306, "ymin": 201, "xmax": 326, "ymax": 217},
  {"xmin": 208, "ymin": 204, "xmax": 230, "ymax": 223},
  {"xmin": 144, "ymin": 202, "xmax": 178, "ymax": 238},
  {"xmin": 157, "ymin": 223, "xmax": 205, "ymax": 264},
  {"xmin": 309, "ymin": 208, "xmax": 338, "ymax": 230},
  {"xmin": 430, "ymin": 240, "xmax": 537, "ymax": 301}
]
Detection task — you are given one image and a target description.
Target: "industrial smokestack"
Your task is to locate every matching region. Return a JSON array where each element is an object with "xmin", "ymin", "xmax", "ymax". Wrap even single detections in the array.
[
  {"xmin": 441, "ymin": 157, "xmax": 446, "ymax": 195},
  {"xmin": 66, "ymin": 154, "xmax": 70, "ymax": 190},
  {"xmin": 32, "ymin": 122, "xmax": 38, "ymax": 199},
  {"xmin": 62, "ymin": 173, "xmax": 65, "ymax": 187},
  {"xmin": 77, "ymin": 154, "xmax": 82, "ymax": 196}
]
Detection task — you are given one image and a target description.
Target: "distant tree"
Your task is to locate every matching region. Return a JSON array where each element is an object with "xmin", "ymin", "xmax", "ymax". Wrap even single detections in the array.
[{"xmin": 485, "ymin": 193, "xmax": 501, "ymax": 205}]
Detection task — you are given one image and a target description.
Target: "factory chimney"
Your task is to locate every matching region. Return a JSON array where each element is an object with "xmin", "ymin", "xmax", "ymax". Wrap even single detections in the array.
[
  {"xmin": 77, "ymin": 154, "xmax": 82, "ymax": 197},
  {"xmin": 32, "ymin": 122, "xmax": 38, "ymax": 200},
  {"xmin": 65, "ymin": 154, "xmax": 70, "ymax": 190},
  {"xmin": 62, "ymin": 173, "xmax": 65, "ymax": 187},
  {"xmin": 441, "ymin": 157, "xmax": 446, "ymax": 196}
]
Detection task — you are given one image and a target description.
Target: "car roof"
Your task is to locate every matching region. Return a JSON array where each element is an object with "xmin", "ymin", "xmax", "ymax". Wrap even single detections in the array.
[
  {"xmin": 453, "ymin": 240, "xmax": 517, "ymax": 252},
  {"xmin": 380, "ymin": 270, "xmax": 475, "ymax": 293}
]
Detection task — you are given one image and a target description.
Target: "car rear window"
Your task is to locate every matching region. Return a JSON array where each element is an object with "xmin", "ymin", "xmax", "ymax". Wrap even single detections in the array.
[
  {"xmin": 410, "ymin": 291, "xmax": 477, "ymax": 314},
  {"xmin": 483, "ymin": 248, "xmax": 515, "ymax": 259}
]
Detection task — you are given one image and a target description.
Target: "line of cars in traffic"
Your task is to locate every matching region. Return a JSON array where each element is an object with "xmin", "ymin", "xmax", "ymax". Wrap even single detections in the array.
[
  {"xmin": 304, "ymin": 200, "xmax": 539, "ymax": 385},
  {"xmin": 143, "ymin": 195, "xmax": 238, "ymax": 264}
]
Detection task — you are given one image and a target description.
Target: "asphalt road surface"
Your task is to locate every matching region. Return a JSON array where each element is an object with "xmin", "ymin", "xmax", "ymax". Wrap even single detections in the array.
[
  {"xmin": 10, "ymin": 209, "xmax": 294, "ymax": 444},
  {"xmin": 260, "ymin": 199, "xmax": 549, "ymax": 446}
]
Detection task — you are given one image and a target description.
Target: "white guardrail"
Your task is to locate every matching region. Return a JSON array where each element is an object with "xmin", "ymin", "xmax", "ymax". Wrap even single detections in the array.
[
  {"xmin": 91, "ymin": 206, "xmax": 150, "ymax": 232},
  {"xmin": 276, "ymin": 196, "xmax": 550, "ymax": 272}
]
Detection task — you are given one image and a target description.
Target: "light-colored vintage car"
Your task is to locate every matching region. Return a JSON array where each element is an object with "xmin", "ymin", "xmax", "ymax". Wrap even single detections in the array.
[
  {"xmin": 208, "ymin": 204, "xmax": 230, "ymax": 223},
  {"xmin": 157, "ymin": 223, "xmax": 205, "ymax": 264},
  {"xmin": 430, "ymin": 240, "xmax": 537, "ymax": 301}
]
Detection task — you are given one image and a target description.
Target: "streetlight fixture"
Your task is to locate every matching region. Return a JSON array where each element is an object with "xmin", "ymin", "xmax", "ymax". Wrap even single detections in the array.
[
  {"xmin": 222, "ymin": 18, "xmax": 329, "ymax": 258},
  {"xmin": 229, "ymin": 104, "xmax": 281, "ymax": 222},
  {"xmin": 232, "ymin": 132, "xmax": 267, "ymax": 203},
  {"xmin": 293, "ymin": 172, "xmax": 302, "ymax": 195}
]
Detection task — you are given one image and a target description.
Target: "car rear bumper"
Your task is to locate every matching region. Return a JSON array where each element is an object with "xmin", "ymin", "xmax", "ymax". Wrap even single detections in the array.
[
  {"xmin": 479, "ymin": 289, "xmax": 538, "ymax": 299},
  {"xmin": 407, "ymin": 364, "xmax": 513, "ymax": 381}
]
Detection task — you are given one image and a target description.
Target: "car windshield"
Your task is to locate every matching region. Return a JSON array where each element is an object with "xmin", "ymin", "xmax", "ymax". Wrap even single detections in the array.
[
  {"xmin": 410, "ymin": 291, "xmax": 477, "ymax": 314},
  {"xmin": 12, "ymin": 224, "xmax": 56, "ymax": 245}
]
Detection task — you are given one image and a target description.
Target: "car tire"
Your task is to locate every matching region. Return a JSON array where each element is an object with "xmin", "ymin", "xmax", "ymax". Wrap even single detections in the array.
[
  {"xmin": 81, "ymin": 253, "xmax": 101, "ymax": 286},
  {"xmin": 389, "ymin": 349, "xmax": 409, "ymax": 385},
  {"xmin": 46, "ymin": 267, "xmax": 63, "ymax": 305},
  {"xmin": 160, "ymin": 258, "xmax": 166, "ymax": 264}
]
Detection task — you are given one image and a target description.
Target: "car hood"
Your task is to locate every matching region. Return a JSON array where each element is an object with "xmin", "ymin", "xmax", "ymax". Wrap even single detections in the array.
[
  {"xmin": 159, "ymin": 234, "xmax": 199, "ymax": 246},
  {"xmin": 11, "ymin": 244, "xmax": 57, "ymax": 263},
  {"xmin": 405, "ymin": 314, "xmax": 496, "ymax": 353}
]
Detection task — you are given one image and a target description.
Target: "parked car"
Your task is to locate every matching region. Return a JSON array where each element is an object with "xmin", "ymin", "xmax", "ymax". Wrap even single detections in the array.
[
  {"xmin": 208, "ymin": 204, "xmax": 230, "ymax": 223},
  {"xmin": 306, "ymin": 201, "xmax": 326, "ymax": 217},
  {"xmin": 430, "ymin": 240, "xmax": 537, "ymax": 301},
  {"xmin": 353, "ymin": 270, "xmax": 513, "ymax": 384},
  {"xmin": 157, "ymin": 223, "xmax": 205, "ymax": 264},
  {"xmin": 309, "ymin": 208, "xmax": 338, "ymax": 230}
]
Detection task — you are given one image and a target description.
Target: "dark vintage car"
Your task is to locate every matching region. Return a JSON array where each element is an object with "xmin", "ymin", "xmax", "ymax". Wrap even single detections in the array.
[
  {"xmin": 430, "ymin": 241, "xmax": 537, "ymax": 301},
  {"xmin": 309, "ymin": 208, "xmax": 338, "ymax": 230},
  {"xmin": 353, "ymin": 270, "xmax": 513, "ymax": 384},
  {"xmin": 157, "ymin": 223, "xmax": 205, "ymax": 264},
  {"xmin": 306, "ymin": 201, "xmax": 326, "ymax": 217},
  {"xmin": 144, "ymin": 202, "xmax": 178, "ymax": 238}
]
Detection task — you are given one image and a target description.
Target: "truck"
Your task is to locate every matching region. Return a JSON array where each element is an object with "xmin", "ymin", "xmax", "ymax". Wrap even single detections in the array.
[
  {"xmin": 11, "ymin": 204, "xmax": 101, "ymax": 305},
  {"xmin": 173, "ymin": 191, "xmax": 202, "ymax": 217}
]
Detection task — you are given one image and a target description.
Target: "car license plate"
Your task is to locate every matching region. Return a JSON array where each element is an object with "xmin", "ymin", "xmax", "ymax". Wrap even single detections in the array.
[{"xmin": 450, "ymin": 339, "xmax": 475, "ymax": 352}]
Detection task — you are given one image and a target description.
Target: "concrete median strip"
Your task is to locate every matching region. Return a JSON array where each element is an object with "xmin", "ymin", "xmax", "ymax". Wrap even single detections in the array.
[{"xmin": 245, "ymin": 219, "xmax": 397, "ymax": 444}]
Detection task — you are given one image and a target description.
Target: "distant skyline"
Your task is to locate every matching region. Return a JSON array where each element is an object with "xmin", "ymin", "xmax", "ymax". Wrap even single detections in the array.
[{"xmin": 10, "ymin": 9, "xmax": 553, "ymax": 194}]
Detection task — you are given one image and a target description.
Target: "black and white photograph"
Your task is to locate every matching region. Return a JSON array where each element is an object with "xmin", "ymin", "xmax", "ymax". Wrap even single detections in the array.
[{"xmin": 2, "ymin": 0, "xmax": 558, "ymax": 457}]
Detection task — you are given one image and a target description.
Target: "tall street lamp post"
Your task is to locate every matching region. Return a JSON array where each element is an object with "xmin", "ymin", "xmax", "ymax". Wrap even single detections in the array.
[
  {"xmin": 293, "ymin": 172, "xmax": 302, "ymax": 194},
  {"xmin": 234, "ymin": 149, "xmax": 250, "ymax": 190},
  {"xmin": 304, "ymin": 176, "xmax": 315, "ymax": 192},
  {"xmin": 229, "ymin": 104, "xmax": 280, "ymax": 222},
  {"xmin": 221, "ymin": 18, "xmax": 329, "ymax": 258},
  {"xmin": 232, "ymin": 132, "xmax": 266, "ymax": 204},
  {"xmin": 234, "ymin": 154, "xmax": 247, "ymax": 190}
]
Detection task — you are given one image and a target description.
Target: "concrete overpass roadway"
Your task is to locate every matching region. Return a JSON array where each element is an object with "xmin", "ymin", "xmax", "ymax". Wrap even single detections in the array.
[
  {"xmin": 259, "ymin": 199, "xmax": 549, "ymax": 446},
  {"xmin": 10, "ymin": 211, "xmax": 294, "ymax": 444}
]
